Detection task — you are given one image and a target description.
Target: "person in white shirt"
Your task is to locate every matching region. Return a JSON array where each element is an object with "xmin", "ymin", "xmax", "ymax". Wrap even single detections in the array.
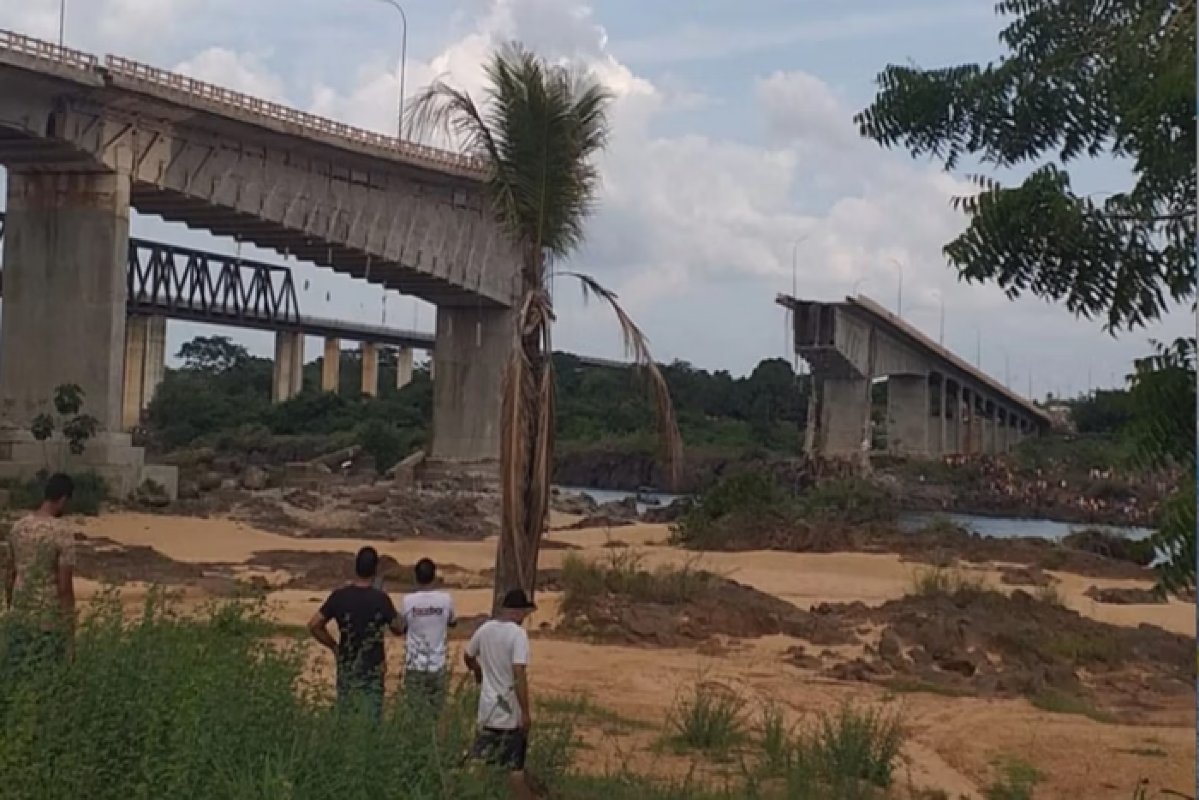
[
  {"xmin": 400, "ymin": 558, "xmax": 456, "ymax": 710},
  {"xmin": 464, "ymin": 588, "xmax": 536, "ymax": 800}
]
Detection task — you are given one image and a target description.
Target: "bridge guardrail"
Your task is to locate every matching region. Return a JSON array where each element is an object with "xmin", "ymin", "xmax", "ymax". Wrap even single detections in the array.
[
  {"xmin": 103, "ymin": 54, "xmax": 488, "ymax": 176},
  {"xmin": 0, "ymin": 29, "xmax": 98, "ymax": 70}
]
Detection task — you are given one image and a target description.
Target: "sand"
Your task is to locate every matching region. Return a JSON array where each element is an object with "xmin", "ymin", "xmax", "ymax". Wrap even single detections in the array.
[{"xmin": 72, "ymin": 511, "xmax": 1196, "ymax": 799}]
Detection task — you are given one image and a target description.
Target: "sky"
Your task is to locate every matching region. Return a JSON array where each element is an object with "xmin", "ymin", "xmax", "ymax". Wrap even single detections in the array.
[{"xmin": 0, "ymin": 0, "xmax": 1193, "ymax": 399}]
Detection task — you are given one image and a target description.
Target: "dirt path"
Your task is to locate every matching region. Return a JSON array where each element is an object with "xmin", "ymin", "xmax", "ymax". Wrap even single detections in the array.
[{"xmin": 72, "ymin": 512, "xmax": 1196, "ymax": 798}]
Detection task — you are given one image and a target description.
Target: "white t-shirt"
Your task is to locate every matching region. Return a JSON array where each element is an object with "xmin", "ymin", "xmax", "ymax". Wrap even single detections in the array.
[
  {"xmin": 465, "ymin": 619, "xmax": 530, "ymax": 730},
  {"xmin": 401, "ymin": 590, "xmax": 456, "ymax": 672}
]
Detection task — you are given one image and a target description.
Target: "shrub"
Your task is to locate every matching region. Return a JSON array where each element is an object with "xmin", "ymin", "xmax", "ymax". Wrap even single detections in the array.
[
  {"xmin": 673, "ymin": 471, "xmax": 795, "ymax": 549},
  {"xmin": 560, "ymin": 551, "xmax": 710, "ymax": 613},
  {"xmin": 3, "ymin": 470, "xmax": 109, "ymax": 516},
  {"xmin": 665, "ymin": 681, "xmax": 748, "ymax": 756},
  {"xmin": 983, "ymin": 757, "xmax": 1043, "ymax": 800},
  {"xmin": 910, "ymin": 565, "xmax": 991, "ymax": 597},
  {"xmin": 803, "ymin": 704, "xmax": 906, "ymax": 790},
  {"xmin": 795, "ymin": 478, "xmax": 895, "ymax": 525}
]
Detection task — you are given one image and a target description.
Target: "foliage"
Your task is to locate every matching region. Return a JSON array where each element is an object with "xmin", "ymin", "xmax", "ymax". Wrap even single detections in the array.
[
  {"xmin": 910, "ymin": 566, "xmax": 991, "ymax": 598},
  {"xmin": 983, "ymin": 757, "xmax": 1043, "ymax": 800},
  {"xmin": 29, "ymin": 384, "xmax": 100, "ymax": 465},
  {"xmin": 410, "ymin": 43, "xmax": 681, "ymax": 613},
  {"xmin": 1069, "ymin": 390, "xmax": 1135, "ymax": 436},
  {"xmin": 177, "ymin": 335, "xmax": 252, "ymax": 373},
  {"xmin": 2, "ymin": 470, "xmax": 109, "ymax": 517},
  {"xmin": 856, "ymin": 0, "xmax": 1195, "ymax": 331},
  {"xmin": 795, "ymin": 479, "xmax": 895, "ymax": 524},
  {"xmin": 672, "ymin": 471, "xmax": 795, "ymax": 550},
  {"xmin": 1125, "ymin": 339, "xmax": 1196, "ymax": 591},
  {"xmin": 357, "ymin": 418, "xmax": 407, "ymax": 475}
]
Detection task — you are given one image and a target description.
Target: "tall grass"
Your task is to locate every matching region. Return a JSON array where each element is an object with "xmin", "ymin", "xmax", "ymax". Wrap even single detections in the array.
[
  {"xmin": 560, "ymin": 550, "xmax": 710, "ymax": 613},
  {"xmin": 0, "ymin": 592, "xmax": 568, "ymax": 800},
  {"xmin": 665, "ymin": 681, "xmax": 749, "ymax": 756}
]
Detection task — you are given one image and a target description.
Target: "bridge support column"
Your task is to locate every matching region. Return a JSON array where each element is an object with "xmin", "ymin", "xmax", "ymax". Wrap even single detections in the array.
[
  {"xmin": 807, "ymin": 377, "xmax": 869, "ymax": 457},
  {"xmin": 121, "ymin": 315, "xmax": 166, "ymax": 431},
  {"xmin": 982, "ymin": 400, "xmax": 997, "ymax": 454},
  {"xmin": 887, "ymin": 375, "xmax": 929, "ymax": 457},
  {"xmin": 321, "ymin": 338, "xmax": 341, "ymax": 393},
  {"xmin": 272, "ymin": 331, "xmax": 304, "ymax": 403},
  {"xmin": 0, "ymin": 171, "xmax": 176, "ymax": 498},
  {"xmin": 429, "ymin": 306, "xmax": 513, "ymax": 465},
  {"xmin": 361, "ymin": 343, "xmax": 379, "ymax": 397},
  {"xmin": 395, "ymin": 347, "xmax": 414, "ymax": 389}
]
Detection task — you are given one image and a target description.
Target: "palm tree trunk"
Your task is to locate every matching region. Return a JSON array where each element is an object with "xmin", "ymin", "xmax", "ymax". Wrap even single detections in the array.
[{"xmin": 493, "ymin": 249, "xmax": 554, "ymax": 613}]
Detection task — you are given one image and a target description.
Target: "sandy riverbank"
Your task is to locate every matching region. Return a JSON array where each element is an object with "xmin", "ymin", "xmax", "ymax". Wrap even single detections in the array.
[{"xmin": 71, "ymin": 511, "xmax": 1195, "ymax": 799}]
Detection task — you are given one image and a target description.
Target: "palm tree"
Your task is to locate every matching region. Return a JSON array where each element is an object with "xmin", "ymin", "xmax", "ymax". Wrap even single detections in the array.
[{"xmin": 409, "ymin": 43, "xmax": 682, "ymax": 610}]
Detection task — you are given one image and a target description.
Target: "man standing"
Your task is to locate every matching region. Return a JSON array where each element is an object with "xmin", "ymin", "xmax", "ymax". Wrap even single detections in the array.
[
  {"xmin": 400, "ymin": 557, "xmax": 456, "ymax": 710},
  {"xmin": 464, "ymin": 588, "xmax": 537, "ymax": 800},
  {"xmin": 4, "ymin": 473, "xmax": 77, "ymax": 667},
  {"xmin": 307, "ymin": 546, "xmax": 401, "ymax": 717}
]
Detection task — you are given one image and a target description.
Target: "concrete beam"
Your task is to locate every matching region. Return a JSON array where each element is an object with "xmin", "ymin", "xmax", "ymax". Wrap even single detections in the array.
[
  {"xmin": 0, "ymin": 170, "xmax": 130, "ymax": 431},
  {"xmin": 807, "ymin": 377, "xmax": 870, "ymax": 457},
  {"xmin": 361, "ymin": 342, "xmax": 379, "ymax": 398},
  {"xmin": 430, "ymin": 306, "xmax": 513, "ymax": 463},
  {"xmin": 321, "ymin": 337, "xmax": 340, "ymax": 393}
]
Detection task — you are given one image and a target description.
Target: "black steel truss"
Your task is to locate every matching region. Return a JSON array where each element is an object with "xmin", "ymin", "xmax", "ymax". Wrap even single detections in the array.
[{"xmin": 0, "ymin": 211, "xmax": 300, "ymax": 326}]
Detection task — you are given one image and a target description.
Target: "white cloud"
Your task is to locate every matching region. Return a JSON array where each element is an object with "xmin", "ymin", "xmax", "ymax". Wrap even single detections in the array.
[{"xmin": 173, "ymin": 47, "xmax": 287, "ymax": 102}]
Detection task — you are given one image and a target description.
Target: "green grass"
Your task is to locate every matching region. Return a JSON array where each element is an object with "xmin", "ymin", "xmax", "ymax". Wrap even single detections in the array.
[
  {"xmin": 1030, "ymin": 689, "xmax": 1116, "ymax": 723},
  {"xmin": 560, "ymin": 550, "xmax": 711, "ymax": 613},
  {"xmin": 664, "ymin": 681, "xmax": 749, "ymax": 758},
  {"xmin": 0, "ymin": 470, "xmax": 110, "ymax": 516},
  {"xmin": 910, "ymin": 565, "xmax": 991, "ymax": 597},
  {"xmin": 983, "ymin": 757, "xmax": 1043, "ymax": 800}
]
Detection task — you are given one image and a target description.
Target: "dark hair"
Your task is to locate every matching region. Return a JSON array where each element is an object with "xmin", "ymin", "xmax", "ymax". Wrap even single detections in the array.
[
  {"xmin": 414, "ymin": 558, "xmax": 436, "ymax": 586},
  {"xmin": 44, "ymin": 473, "xmax": 75, "ymax": 503},
  {"xmin": 355, "ymin": 546, "xmax": 380, "ymax": 579}
]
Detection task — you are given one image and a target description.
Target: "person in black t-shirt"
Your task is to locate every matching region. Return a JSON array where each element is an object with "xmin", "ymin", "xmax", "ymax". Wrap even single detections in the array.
[{"xmin": 307, "ymin": 546, "xmax": 401, "ymax": 717}]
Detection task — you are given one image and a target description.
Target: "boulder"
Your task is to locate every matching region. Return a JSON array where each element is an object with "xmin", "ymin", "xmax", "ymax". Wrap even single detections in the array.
[
  {"xmin": 241, "ymin": 466, "xmax": 269, "ymax": 491},
  {"xmin": 198, "ymin": 471, "xmax": 224, "ymax": 492},
  {"xmin": 133, "ymin": 480, "xmax": 171, "ymax": 509},
  {"xmin": 177, "ymin": 481, "xmax": 201, "ymax": 501}
]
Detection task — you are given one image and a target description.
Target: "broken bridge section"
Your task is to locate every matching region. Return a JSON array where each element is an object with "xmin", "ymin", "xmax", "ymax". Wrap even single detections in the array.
[{"xmin": 778, "ymin": 294, "xmax": 1051, "ymax": 459}]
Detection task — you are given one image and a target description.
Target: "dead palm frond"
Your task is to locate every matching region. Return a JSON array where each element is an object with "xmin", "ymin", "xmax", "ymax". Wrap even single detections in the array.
[{"xmin": 408, "ymin": 43, "xmax": 682, "ymax": 609}]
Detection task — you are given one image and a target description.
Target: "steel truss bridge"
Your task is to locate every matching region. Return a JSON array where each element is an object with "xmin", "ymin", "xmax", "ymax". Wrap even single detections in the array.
[{"xmin": 0, "ymin": 212, "xmax": 435, "ymax": 349}]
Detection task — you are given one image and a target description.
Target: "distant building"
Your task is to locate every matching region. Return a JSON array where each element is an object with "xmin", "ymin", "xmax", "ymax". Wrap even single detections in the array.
[{"xmin": 1044, "ymin": 403, "xmax": 1076, "ymax": 433}]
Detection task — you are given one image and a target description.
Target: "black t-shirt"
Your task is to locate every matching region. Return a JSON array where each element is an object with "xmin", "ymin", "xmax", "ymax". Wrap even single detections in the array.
[{"xmin": 319, "ymin": 585, "xmax": 398, "ymax": 672}]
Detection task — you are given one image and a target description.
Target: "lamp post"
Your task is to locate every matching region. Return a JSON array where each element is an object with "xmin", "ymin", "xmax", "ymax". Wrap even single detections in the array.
[
  {"xmin": 889, "ymin": 258, "xmax": 904, "ymax": 317},
  {"xmin": 373, "ymin": 0, "xmax": 409, "ymax": 139},
  {"xmin": 58, "ymin": 0, "xmax": 66, "ymax": 46},
  {"xmin": 930, "ymin": 289, "xmax": 945, "ymax": 345}
]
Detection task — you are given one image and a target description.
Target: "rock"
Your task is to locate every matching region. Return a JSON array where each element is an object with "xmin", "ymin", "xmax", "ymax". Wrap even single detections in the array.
[
  {"xmin": 133, "ymin": 479, "xmax": 171, "ymax": 509},
  {"xmin": 220, "ymin": 478, "xmax": 239, "ymax": 492},
  {"xmin": 283, "ymin": 489, "xmax": 322, "ymax": 511},
  {"xmin": 177, "ymin": 481, "xmax": 201, "ymax": 501},
  {"xmin": 198, "ymin": 472, "xmax": 224, "ymax": 492},
  {"xmin": 352, "ymin": 485, "xmax": 390, "ymax": 505},
  {"xmin": 642, "ymin": 498, "xmax": 691, "ymax": 523},
  {"xmin": 878, "ymin": 629, "xmax": 904, "ymax": 666},
  {"xmin": 1083, "ymin": 585, "xmax": 1166, "ymax": 605},
  {"xmin": 596, "ymin": 496, "xmax": 640, "ymax": 521},
  {"xmin": 241, "ymin": 466, "xmax": 269, "ymax": 491},
  {"xmin": 999, "ymin": 565, "xmax": 1052, "ymax": 587},
  {"xmin": 551, "ymin": 491, "xmax": 598, "ymax": 515}
]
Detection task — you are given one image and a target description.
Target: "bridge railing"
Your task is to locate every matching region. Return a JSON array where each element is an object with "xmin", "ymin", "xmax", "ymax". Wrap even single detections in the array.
[
  {"xmin": 0, "ymin": 29, "xmax": 97, "ymax": 70},
  {"xmin": 103, "ymin": 55, "xmax": 488, "ymax": 176}
]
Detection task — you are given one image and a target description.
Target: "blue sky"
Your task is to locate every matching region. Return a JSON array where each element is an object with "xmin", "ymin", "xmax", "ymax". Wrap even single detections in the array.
[{"xmin": 0, "ymin": 0, "xmax": 1192, "ymax": 398}]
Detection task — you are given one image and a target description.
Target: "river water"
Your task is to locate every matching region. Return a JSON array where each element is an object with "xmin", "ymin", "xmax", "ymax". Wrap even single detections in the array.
[{"xmin": 557, "ymin": 486, "xmax": 1153, "ymax": 542}]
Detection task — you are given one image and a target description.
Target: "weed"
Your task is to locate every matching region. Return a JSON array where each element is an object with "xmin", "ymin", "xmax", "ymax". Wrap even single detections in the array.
[
  {"xmin": 803, "ymin": 703, "xmax": 906, "ymax": 790},
  {"xmin": 756, "ymin": 701, "xmax": 792, "ymax": 774},
  {"xmin": 984, "ymin": 756, "xmax": 1043, "ymax": 800},
  {"xmin": 1030, "ymin": 689, "xmax": 1116, "ymax": 723},
  {"xmin": 910, "ymin": 565, "xmax": 991, "ymax": 597},
  {"xmin": 560, "ymin": 551, "xmax": 711, "ymax": 613},
  {"xmin": 665, "ymin": 681, "xmax": 748, "ymax": 757}
]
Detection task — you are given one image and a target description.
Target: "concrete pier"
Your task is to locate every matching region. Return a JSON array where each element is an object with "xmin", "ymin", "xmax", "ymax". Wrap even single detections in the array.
[
  {"xmin": 272, "ymin": 331, "xmax": 304, "ymax": 402},
  {"xmin": 429, "ymin": 306, "xmax": 513, "ymax": 463},
  {"xmin": 121, "ymin": 315, "xmax": 167, "ymax": 430},
  {"xmin": 396, "ymin": 346, "xmax": 414, "ymax": 389},
  {"xmin": 321, "ymin": 337, "xmax": 341, "ymax": 393},
  {"xmin": 887, "ymin": 375, "xmax": 929, "ymax": 456},
  {"xmin": 361, "ymin": 343, "xmax": 379, "ymax": 397}
]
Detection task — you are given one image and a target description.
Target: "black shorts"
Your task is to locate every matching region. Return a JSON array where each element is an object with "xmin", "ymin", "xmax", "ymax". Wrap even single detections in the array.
[{"xmin": 470, "ymin": 727, "xmax": 527, "ymax": 771}]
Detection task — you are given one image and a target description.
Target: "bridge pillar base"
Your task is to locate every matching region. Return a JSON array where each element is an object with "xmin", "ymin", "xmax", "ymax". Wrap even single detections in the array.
[
  {"xmin": 430, "ymin": 306, "xmax": 513, "ymax": 463},
  {"xmin": 0, "ymin": 430, "xmax": 177, "ymax": 500},
  {"xmin": 321, "ymin": 338, "xmax": 341, "ymax": 393},
  {"xmin": 361, "ymin": 343, "xmax": 379, "ymax": 397},
  {"xmin": 272, "ymin": 331, "xmax": 304, "ymax": 403},
  {"xmin": 1, "ymin": 170, "xmax": 130, "ymax": 431}
]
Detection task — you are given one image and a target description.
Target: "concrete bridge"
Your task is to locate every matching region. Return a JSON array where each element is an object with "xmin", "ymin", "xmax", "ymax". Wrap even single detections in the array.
[
  {"xmin": 0, "ymin": 29, "xmax": 520, "ymax": 496},
  {"xmin": 778, "ymin": 294, "xmax": 1051, "ymax": 458}
]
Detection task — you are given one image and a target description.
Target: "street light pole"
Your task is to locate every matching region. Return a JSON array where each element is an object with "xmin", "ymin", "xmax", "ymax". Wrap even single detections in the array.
[
  {"xmin": 931, "ymin": 289, "xmax": 945, "ymax": 345},
  {"xmin": 58, "ymin": 0, "xmax": 66, "ymax": 46},
  {"xmin": 374, "ymin": 0, "xmax": 408, "ymax": 139}
]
